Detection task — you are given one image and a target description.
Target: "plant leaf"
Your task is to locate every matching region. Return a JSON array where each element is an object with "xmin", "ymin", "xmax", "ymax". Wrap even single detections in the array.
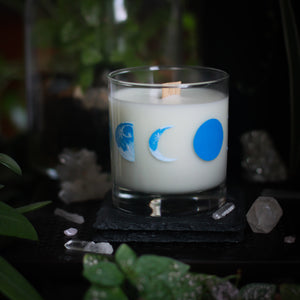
[
  {"xmin": 80, "ymin": 0, "xmax": 101, "ymax": 27},
  {"xmin": 163, "ymin": 273, "xmax": 204, "ymax": 300},
  {"xmin": 60, "ymin": 20, "xmax": 77, "ymax": 43},
  {"xmin": 239, "ymin": 283, "xmax": 276, "ymax": 300},
  {"xmin": 134, "ymin": 254, "xmax": 190, "ymax": 281},
  {"xmin": 78, "ymin": 66, "xmax": 94, "ymax": 90},
  {"xmin": 280, "ymin": 283, "xmax": 300, "ymax": 300},
  {"xmin": 83, "ymin": 259, "xmax": 124, "ymax": 287},
  {"xmin": 81, "ymin": 47, "xmax": 102, "ymax": 66},
  {"xmin": 133, "ymin": 254, "xmax": 190, "ymax": 298},
  {"xmin": 16, "ymin": 201, "xmax": 52, "ymax": 214},
  {"xmin": 0, "ymin": 202, "xmax": 38, "ymax": 240},
  {"xmin": 0, "ymin": 256, "xmax": 43, "ymax": 300},
  {"xmin": 139, "ymin": 278, "xmax": 173, "ymax": 300},
  {"xmin": 83, "ymin": 253, "xmax": 111, "ymax": 268},
  {"xmin": 0, "ymin": 153, "xmax": 22, "ymax": 175},
  {"xmin": 115, "ymin": 244, "xmax": 137, "ymax": 279},
  {"xmin": 84, "ymin": 285, "xmax": 128, "ymax": 300}
]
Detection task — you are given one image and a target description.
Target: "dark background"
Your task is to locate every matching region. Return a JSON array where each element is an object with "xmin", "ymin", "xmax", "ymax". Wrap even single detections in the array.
[
  {"xmin": 0, "ymin": 0, "xmax": 298, "ymax": 176},
  {"xmin": 196, "ymin": 0, "xmax": 293, "ymax": 171}
]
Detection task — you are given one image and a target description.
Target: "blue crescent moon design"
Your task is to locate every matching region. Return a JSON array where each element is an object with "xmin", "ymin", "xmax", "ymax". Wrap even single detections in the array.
[
  {"xmin": 193, "ymin": 118, "xmax": 223, "ymax": 161},
  {"xmin": 115, "ymin": 122, "xmax": 135, "ymax": 162},
  {"xmin": 149, "ymin": 126, "xmax": 176, "ymax": 162}
]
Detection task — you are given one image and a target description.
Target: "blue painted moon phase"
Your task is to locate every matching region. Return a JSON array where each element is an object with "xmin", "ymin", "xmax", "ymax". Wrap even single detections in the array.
[
  {"xmin": 193, "ymin": 119, "xmax": 223, "ymax": 161},
  {"xmin": 149, "ymin": 126, "xmax": 176, "ymax": 162},
  {"xmin": 115, "ymin": 122, "xmax": 135, "ymax": 162}
]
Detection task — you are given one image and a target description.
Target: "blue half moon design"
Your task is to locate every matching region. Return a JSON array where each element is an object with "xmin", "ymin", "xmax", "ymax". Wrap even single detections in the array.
[
  {"xmin": 115, "ymin": 122, "xmax": 135, "ymax": 162},
  {"xmin": 149, "ymin": 126, "xmax": 176, "ymax": 162},
  {"xmin": 193, "ymin": 119, "xmax": 223, "ymax": 161}
]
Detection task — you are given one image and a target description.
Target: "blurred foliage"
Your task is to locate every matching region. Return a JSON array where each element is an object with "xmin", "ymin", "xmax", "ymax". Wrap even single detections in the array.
[
  {"xmin": 0, "ymin": 0, "xmax": 198, "ymax": 138},
  {"xmin": 0, "ymin": 154, "xmax": 51, "ymax": 300},
  {"xmin": 83, "ymin": 243, "xmax": 300, "ymax": 300},
  {"xmin": 0, "ymin": 56, "xmax": 26, "ymax": 138},
  {"xmin": 28, "ymin": 0, "xmax": 197, "ymax": 89}
]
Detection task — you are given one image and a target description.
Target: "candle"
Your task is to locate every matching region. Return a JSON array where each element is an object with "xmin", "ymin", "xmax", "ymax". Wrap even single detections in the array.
[{"xmin": 109, "ymin": 87, "xmax": 228, "ymax": 194}]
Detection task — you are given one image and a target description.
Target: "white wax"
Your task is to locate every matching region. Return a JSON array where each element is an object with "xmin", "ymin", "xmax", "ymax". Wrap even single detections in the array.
[{"xmin": 109, "ymin": 87, "xmax": 228, "ymax": 194}]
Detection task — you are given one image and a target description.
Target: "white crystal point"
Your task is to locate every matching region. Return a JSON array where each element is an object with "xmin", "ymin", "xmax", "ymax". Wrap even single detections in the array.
[
  {"xmin": 246, "ymin": 196, "xmax": 283, "ymax": 233},
  {"xmin": 64, "ymin": 240, "xmax": 113, "ymax": 255}
]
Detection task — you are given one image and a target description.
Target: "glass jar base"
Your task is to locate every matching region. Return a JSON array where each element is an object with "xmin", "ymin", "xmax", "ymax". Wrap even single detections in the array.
[{"xmin": 112, "ymin": 184, "xmax": 226, "ymax": 217}]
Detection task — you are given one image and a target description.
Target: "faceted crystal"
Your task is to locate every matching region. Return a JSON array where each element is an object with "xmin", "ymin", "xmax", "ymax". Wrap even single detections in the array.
[
  {"xmin": 64, "ymin": 240, "xmax": 113, "ymax": 255},
  {"xmin": 56, "ymin": 148, "xmax": 111, "ymax": 203},
  {"xmin": 246, "ymin": 196, "xmax": 283, "ymax": 233},
  {"xmin": 240, "ymin": 130, "xmax": 287, "ymax": 182}
]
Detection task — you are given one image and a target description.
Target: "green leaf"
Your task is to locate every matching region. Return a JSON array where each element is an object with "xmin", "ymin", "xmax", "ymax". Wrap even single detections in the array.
[
  {"xmin": 60, "ymin": 20, "xmax": 77, "ymax": 43},
  {"xmin": 0, "ymin": 202, "xmax": 38, "ymax": 241},
  {"xmin": 84, "ymin": 285, "xmax": 128, "ymax": 300},
  {"xmin": 239, "ymin": 283, "xmax": 276, "ymax": 300},
  {"xmin": 115, "ymin": 244, "xmax": 137, "ymax": 278},
  {"xmin": 83, "ymin": 260, "xmax": 124, "ymax": 287},
  {"xmin": 81, "ymin": 48, "xmax": 102, "ymax": 66},
  {"xmin": 80, "ymin": 0, "xmax": 101, "ymax": 27},
  {"xmin": 188, "ymin": 273, "xmax": 240, "ymax": 300},
  {"xmin": 139, "ymin": 279, "xmax": 173, "ymax": 300},
  {"xmin": 78, "ymin": 66, "xmax": 94, "ymax": 90},
  {"xmin": 183, "ymin": 12, "xmax": 196, "ymax": 32},
  {"xmin": 83, "ymin": 253, "xmax": 111, "ymax": 270},
  {"xmin": 166, "ymin": 273, "xmax": 204, "ymax": 300},
  {"xmin": 0, "ymin": 153, "xmax": 22, "ymax": 175},
  {"xmin": 133, "ymin": 254, "xmax": 190, "ymax": 297},
  {"xmin": 134, "ymin": 254, "xmax": 190, "ymax": 280},
  {"xmin": 208, "ymin": 279, "xmax": 239, "ymax": 300},
  {"xmin": 280, "ymin": 284, "xmax": 300, "ymax": 300},
  {"xmin": 0, "ymin": 256, "xmax": 43, "ymax": 300},
  {"xmin": 16, "ymin": 201, "xmax": 52, "ymax": 214}
]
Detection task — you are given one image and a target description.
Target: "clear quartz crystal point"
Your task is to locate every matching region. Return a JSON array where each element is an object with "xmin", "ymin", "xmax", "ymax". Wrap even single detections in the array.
[
  {"xmin": 246, "ymin": 196, "xmax": 283, "ymax": 233},
  {"xmin": 54, "ymin": 208, "xmax": 85, "ymax": 224},
  {"xmin": 212, "ymin": 202, "xmax": 235, "ymax": 220},
  {"xmin": 64, "ymin": 240, "xmax": 113, "ymax": 255},
  {"xmin": 240, "ymin": 130, "xmax": 287, "ymax": 182}
]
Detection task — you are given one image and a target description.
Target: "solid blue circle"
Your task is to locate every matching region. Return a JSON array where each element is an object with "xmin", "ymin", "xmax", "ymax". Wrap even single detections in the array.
[{"xmin": 193, "ymin": 119, "xmax": 223, "ymax": 161}]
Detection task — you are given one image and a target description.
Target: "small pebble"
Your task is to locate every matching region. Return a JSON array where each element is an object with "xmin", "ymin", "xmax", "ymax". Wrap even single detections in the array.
[
  {"xmin": 284, "ymin": 235, "xmax": 296, "ymax": 244},
  {"xmin": 64, "ymin": 228, "xmax": 78, "ymax": 237}
]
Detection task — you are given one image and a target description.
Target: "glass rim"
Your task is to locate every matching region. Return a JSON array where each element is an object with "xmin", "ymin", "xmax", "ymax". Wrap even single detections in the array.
[{"xmin": 107, "ymin": 65, "xmax": 229, "ymax": 88}]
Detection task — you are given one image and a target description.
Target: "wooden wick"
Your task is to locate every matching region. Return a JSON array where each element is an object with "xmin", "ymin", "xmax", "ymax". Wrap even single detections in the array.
[{"xmin": 161, "ymin": 81, "xmax": 181, "ymax": 99}]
